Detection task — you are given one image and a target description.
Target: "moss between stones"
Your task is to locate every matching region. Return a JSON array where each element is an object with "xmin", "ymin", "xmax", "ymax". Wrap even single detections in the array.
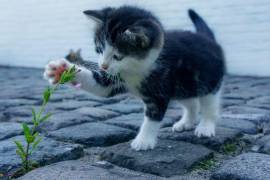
[
  {"xmin": 191, "ymin": 154, "xmax": 216, "ymax": 171},
  {"xmin": 220, "ymin": 139, "xmax": 248, "ymax": 155},
  {"xmin": 221, "ymin": 143, "xmax": 237, "ymax": 155}
]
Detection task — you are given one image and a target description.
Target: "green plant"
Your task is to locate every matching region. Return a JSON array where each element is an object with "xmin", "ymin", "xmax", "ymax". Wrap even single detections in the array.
[
  {"xmin": 222, "ymin": 142, "xmax": 237, "ymax": 155},
  {"xmin": 192, "ymin": 155, "xmax": 216, "ymax": 171},
  {"xmin": 14, "ymin": 66, "xmax": 78, "ymax": 174}
]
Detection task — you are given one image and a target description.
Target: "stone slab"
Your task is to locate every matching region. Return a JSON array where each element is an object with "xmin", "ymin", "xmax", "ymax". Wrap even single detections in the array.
[
  {"xmin": 48, "ymin": 122, "xmax": 136, "ymax": 147},
  {"xmin": 50, "ymin": 100, "xmax": 100, "ymax": 111},
  {"xmin": 254, "ymin": 135, "xmax": 270, "ymax": 154},
  {"xmin": 218, "ymin": 118, "xmax": 257, "ymax": 134},
  {"xmin": 159, "ymin": 126, "xmax": 241, "ymax": 150},
  {"xmin": 223, "ymin": 105, "xmax": 270, "ymax": 115},
  {"xmin": 105, "ymin": 113, "xmax": 178, "ymax": 131},
  {"xmin": 73, "ymin": 107, "xmax": 120, "ymax": 120},
  {"xmin": 18, "ymin": 160, "xmax": 160, "ymax": 180},
  {"xmin": 39, "ymin": 112, "xmax": 95, "ymax": 132},
  {"xmin": 105, "ymin": 113, "xmax": 143, "ymax": 131},
  {"xmin": 211, "ymin": 153, "xmax": 270, "ymax": 180},
  {"xmin": 0, "ymin": 122, "xmax": 23, "ymax": 140},
  {"xmin": 100, "ymin": 139, "xmax": 213, "ymax": 177},
  {"xmin": 101, "ymin": 103, "xmax": 143, "ymax": 114},
  {"xmin": 246, "ymin": 96, "xmax": 270, "ymax": 110},
  {"xmin": 222, "ymin": 113, "xmax": 270, "ymax": 125}
]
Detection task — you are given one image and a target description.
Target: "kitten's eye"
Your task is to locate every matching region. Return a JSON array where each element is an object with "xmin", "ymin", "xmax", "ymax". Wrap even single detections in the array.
[{"xmin": 113, "ymin": 54, "xmax": 124, "ymax": 61}]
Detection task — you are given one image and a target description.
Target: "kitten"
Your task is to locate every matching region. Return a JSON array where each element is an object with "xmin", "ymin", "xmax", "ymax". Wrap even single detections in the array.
[{"xmin": 44, "ymin": 6, "xmax": 225, "ymax": 151}]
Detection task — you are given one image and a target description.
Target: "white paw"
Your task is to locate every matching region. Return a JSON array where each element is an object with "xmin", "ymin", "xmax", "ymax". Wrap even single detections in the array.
[
  {"xmin": 172, "ymin": 120, "xmax": 195, "ymax": 132},
  {"xmin": 131, "ymin": 135, "xmax": 157, "ymax": 151},
  {"xmin": 43, "ymin": 59, "xmax": 71, "ymax": 84},
  {"xmin": 194, "ymin": 121, "xmax": 215, "ymax": 137}
]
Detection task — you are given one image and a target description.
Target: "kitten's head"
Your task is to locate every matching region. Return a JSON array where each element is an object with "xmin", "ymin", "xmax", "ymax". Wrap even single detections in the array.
[{"xmin": 84, "ymin": 6, "xmax": 164, "ymax": 75}]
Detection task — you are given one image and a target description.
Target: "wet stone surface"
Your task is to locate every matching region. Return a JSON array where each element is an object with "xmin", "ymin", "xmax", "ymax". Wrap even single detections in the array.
[
  {"xmin": 1, "ymin": 66, "xmax": 270, "ymax": 179},
  {"xmin": 100, "ymin": 140, "xmax": 213, "ymax": 177}
]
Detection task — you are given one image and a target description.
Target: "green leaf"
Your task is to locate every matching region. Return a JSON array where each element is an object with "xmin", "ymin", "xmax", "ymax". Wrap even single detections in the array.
[
  {"xmin": 59, "ymin": 71, "xmax": 67, "ymax": 84},
  {"xmin": 32, "ymin": 132, "xmax": 39, "ymax": 143},
  {"xmin": 28, "ymin": 136, "xmax": 35, "ymax": 144},
  {"xmin": 39, "ymin": 113, "xmax": 52, "ymax": 123},
  {"xmin": 59, "ymin": 66, "xmax": 76, "ymax": 84},
  {"xmin": 31, "ymin": 108, "xmax": 37, "ymax": 124},
  {"xmin": 14, "ymin": 140, "xmax": 26, "ymax": 156},
  {"xmin": 43, "ymin": 87, "xmax": 51, "ymax": 104},
  {"xmin": 22, "ymin": 123, "xmax": 35, "ymax": 143},
  {"xmin": 16, "ymin": 149, "xmax": 26, "ymax": 161},
  {"xmin": 30, "ymin": 137, "xmax": 42, "ymax": 154},
  {"xmin": 22, "ymin": 123, "xmax": 31, "ymax": 139}
]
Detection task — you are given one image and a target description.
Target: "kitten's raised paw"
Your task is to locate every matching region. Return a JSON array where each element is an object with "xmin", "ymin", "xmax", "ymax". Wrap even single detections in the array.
[
  {"xmin": 131, "ymin": 136, "xmax": 156, "ymax": 151},
  {"xmin": 194, "ymin": 121, "xmax": 215, "ymax": 137},
  {"xmin": 172, "ymin": 120, "xmax": 195, "ymax": 132},
  {"xmin": 44, "ymin": 59, "xmax": 71, "ymax": 84}
]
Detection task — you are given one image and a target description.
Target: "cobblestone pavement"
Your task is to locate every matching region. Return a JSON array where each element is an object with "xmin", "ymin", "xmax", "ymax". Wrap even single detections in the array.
[{"xmin": 1, "ymin": 66, "xmax": 270, "ymax": 180}]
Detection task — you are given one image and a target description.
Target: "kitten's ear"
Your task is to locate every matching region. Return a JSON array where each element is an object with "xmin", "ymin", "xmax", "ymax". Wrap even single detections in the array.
[
  {"xmin": 83, "ymin": 10, "xmax": 105, "ymax": 24},
  {"xmin": 69, "ymin": 49, "xmax": 74, "ymax": 53},
  {"xmin": 76, "ymin": 49, "xmax": 81, "ymax": 56},
  {"xmin": 122, "ymin": 27, "xmax": 150, "ymax": 49}
]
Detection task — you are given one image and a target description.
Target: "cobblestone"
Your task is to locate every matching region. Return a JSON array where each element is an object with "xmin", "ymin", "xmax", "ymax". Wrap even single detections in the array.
[
  {"xmin": 159, "ymin": 126, "xmax": 241, "ymax": 150},
  {"xmin": 211, "ymin": 153, "xmax": 270, "ymax": 180},
  {"xmin": 48, "ymin": 122, "xmax": 136, "ymax": 147},
  {"xmin": 100, "ymin": 140, "xmax": 213, "ymax": 177},
  {"xmin": 0, "ymin": 135, "xmax": 83, "ymax": 176},
  {"xmin": 1, "ymin": 67, "xmax": 270, "ymax": 179},
  {"xmin": 19, "ymin": 160, "xmax": 160, "ymax": 180}
]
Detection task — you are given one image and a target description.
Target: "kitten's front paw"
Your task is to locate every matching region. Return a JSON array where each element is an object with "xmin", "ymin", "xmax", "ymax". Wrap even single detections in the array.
[
  {"xmin": 194, "ymin": 121, "xmax": 215, "ymax": 137},
  {"xmin": 172, "ymin": 120, "xmax": 195, "ymax": 132},
  {"xmin": 131, "ymin": 135, "xmax": 156, "ymax": 151},
  {"xmin": 44, "ymin": 59, "xmax": 71, "ymax": 84}
]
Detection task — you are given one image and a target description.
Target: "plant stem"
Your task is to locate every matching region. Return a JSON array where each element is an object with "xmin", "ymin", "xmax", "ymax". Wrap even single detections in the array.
[
  {"xmin": 24, "ymin": 143, "xmax": 30, "ymax": 172},
  {"xmin": 32, "ymin": 84, "xmax": 59, "ymax": 134}
]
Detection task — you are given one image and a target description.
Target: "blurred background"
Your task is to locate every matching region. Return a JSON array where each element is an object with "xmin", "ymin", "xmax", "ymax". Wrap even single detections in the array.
[{"xmin": 0, "ymin": 0, "xmax": 269, "ymax": 76}]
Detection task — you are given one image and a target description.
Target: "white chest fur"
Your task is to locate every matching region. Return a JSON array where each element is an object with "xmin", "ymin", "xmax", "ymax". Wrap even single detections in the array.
[{"xmin": 120, "ymin": 49, "xmax": 160, "ymax": 97}]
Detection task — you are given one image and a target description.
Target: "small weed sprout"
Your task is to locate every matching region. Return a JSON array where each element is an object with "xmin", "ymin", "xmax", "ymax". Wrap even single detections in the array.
[{"xmin": 14, "ymin": 66, "xmax": 78, "ymax": 174}]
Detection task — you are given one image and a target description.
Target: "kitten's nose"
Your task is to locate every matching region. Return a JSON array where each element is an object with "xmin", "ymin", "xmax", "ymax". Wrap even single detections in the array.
[{"xmin": 101, "ymin": 64, "xmax": 109, "ymax": 70}]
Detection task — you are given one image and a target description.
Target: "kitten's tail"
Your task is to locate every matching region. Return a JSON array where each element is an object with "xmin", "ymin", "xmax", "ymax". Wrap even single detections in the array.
[{"xmin": 188, "ymin": 9, "xmax": 216, "ymax": 41}]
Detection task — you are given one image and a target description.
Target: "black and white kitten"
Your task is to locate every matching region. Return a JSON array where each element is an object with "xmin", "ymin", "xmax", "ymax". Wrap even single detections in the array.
[{"xmin": 44, "ymin": 6, "xmax": 225, "ymax": 151}]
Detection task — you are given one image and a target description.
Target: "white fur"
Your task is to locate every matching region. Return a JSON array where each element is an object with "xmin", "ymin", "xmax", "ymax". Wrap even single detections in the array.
[
  {"xmin": 131, "ymin": 116, "xmax": 160, "ymax": 151},
  {"xmin": 171, "ymin": 90, "xmax": 221, "ymax": 138},
  {"xmin": 195, "ymin": 90, "xmax": 221, "ymax": 137},
  {"xmin": 44, "ymin": 59, "xmax": 113, "ymax": 97},
  {"xmin": 74, "ymin": 67, "xmax": 113, "ymax": 97},
  {"xmin": 98, "ymin": 42, "xmax": 161, "ymax": 96},
  {"xmin": 120, "ymin": 49, "xmax": 160, "ymax": 95},
  {"xmin": 172, "ymin": 98, "xmax": 199, "ymax": 132}
]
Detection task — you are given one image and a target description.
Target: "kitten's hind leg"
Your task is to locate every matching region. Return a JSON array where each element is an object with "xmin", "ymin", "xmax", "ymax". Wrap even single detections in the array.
[
  {"xmin": 172, "ymin": 98, "xmax": 199, "ymax": 132},
  {"xmin": 195, "ymin": 90, "xmax": 221, "ymax": 137}
]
